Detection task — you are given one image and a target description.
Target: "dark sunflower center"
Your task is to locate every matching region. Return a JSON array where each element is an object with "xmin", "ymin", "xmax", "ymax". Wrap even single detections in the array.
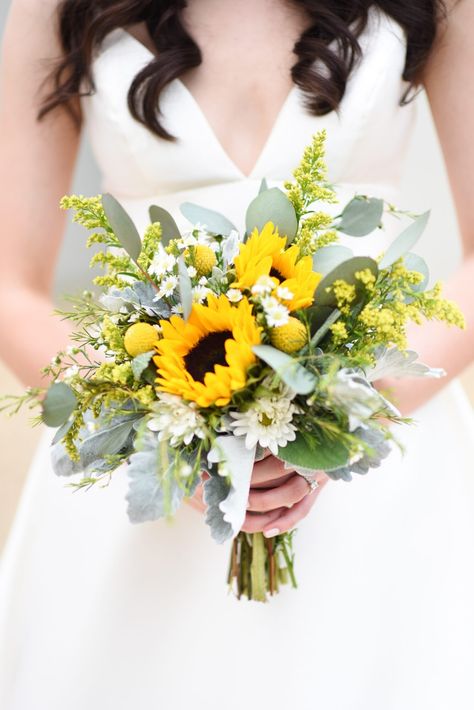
[
  {"xmin": 184, "ymin": 330, "xmax": 233, "ymax": 383},
  {"xmin": 269, "ymin": 267, "xmax": 285, "ymax": 282}
]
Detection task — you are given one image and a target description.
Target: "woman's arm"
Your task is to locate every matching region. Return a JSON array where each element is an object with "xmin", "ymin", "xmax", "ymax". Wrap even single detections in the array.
[
  {"xmin": 380, "ymin": 0, "xmax": 474, "ymax": 414},
  {"xmin": 0, "ymin": 0, "xmax": 81, "ymax": 387}
]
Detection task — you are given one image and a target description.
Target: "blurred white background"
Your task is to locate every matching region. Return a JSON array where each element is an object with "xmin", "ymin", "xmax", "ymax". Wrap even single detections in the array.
[{"xmin": 0, "ymin": 2, "xmax": 472, "ymax": 552}]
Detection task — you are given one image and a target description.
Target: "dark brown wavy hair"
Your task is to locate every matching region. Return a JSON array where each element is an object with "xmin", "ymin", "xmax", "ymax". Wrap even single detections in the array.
[{"xmin": 38, "ymin": 0, "xmax": 447, "ymax": 140}]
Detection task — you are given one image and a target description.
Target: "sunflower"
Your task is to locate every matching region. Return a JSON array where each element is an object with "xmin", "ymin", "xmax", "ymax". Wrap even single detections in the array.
[
  {"xmin": 153, "ymin": 295, "xmax": 262, "ymax": 408},
  {"xmin": 233, "ymin": 221, "xmax": 321, "ymax": 310}
]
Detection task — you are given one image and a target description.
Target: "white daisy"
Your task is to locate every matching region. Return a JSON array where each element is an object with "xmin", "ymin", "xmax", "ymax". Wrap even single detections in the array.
[
  {"xmin": 147, "ymin": 393, "xmax": 206, "ymax": 446},
  {"xmin": 276, "ymin": 286, "xmax": 294, "ymax": 301},
  {"xmin": 264, "ymin": 300, "xmax": 290, "ymax": 327},
  {"xmin": 226, "ymin": 288, "xmax": 243, "ymax": 303},
  {"xmin": 229, "ymin": 395, "xmax": 298, "ymax": 456},
  {"xmin": 149, "ymin": 246, "xmax": 176, "ymax": 278},
  {"xmin": 156, "ymin": 274, "xmax": 178, "ymax": 299},
  {"xmin": 171, "ymin": 303, "xmax": 184, "ymax": 315},
  {"xmin": 192, "ymin": 284, "xmax": 211, "ymax": 303},
  {"xmin": 251, "ymin": 275, "xmax": 275, "ymax": 296},
  {"xmin": 187, "ymin": 265, "xmax": 197, "ymax": 278}
]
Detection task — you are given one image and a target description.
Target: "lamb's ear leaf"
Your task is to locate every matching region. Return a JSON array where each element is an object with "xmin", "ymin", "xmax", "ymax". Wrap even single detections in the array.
[
  {"xmin": 246, "ymin": 187, "xmax": 298, "ymax": 242},
  {"xmin": 102, "ymin": 193, "xmax": 142, "ymax": 262},
  {"xmin": 253, "ymin": 344, "xmax": 317, "ymax": 395},
  {"xmin": 177, "ymin": 256, "xmax": 193, "ymax": 320},
  {"xmin": 379, "ymin": 211, "xmax": 430, "ymax": 269},
  {"xmin": 336, "ymin": 196, "xmax": 384, "ymax": 237},
  {"xmin": 180, "ymin": 202, "xmax": 237, "ymax": 236},
  {"xmin": 205, "ymin": 436, "xmax": 257, "ymax": 541},
  {"xmin": 42, "ymin": 382, "xmax": 77, "ymax": 428},
  {"xmin": 148, "ymin": 205, "xmax": 181, "ymax": 246}
]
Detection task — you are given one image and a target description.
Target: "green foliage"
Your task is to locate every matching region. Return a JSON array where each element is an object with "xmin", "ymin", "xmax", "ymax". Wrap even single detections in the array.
[{"xmin": 284, "ymin": 130, "xmax": 338, "ymax": 221}]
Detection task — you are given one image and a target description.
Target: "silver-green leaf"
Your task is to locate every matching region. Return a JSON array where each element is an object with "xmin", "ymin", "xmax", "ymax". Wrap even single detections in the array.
[
  {"xmin": 253, "ymin": 344, "xmax": 317, "ymax": 395},
  {"xmin": 312, "ymin": 245, "xmax": 354, "ymax": 275},
  {"xmin": 379, "ymin": 211, "xmax": 430, "ymax": 269},
  {"xmin": 246, "ymin": 187, "xmax": 298, "ymax": 242},
  {"xmin": 102, "ymin": 193, "xmax": 142, "ymax": 262},
  {"xmin": 337, "ymin": 196, "xmax": 384, "ymax": 237},
  {"xmin": 131, "ymin": 351, "xmax": 155, "ymax": 380},
  {"xmin": 314, "ymin": 256, "xmax": 379, "ymax": 308},
  {"xmin": 148, "ymin": 205, "xmax": 181, "ymax": 246},
  {"xmin": 42, "ymin": 382, "xmax": 77, "ymax": 428},
  {"xmin": 180, "ymin": 202, "xmax": 237, "ymax": 236},
  {"xmin": 177, "ymin": 256, "xmax": 193, "ymax": 320}
]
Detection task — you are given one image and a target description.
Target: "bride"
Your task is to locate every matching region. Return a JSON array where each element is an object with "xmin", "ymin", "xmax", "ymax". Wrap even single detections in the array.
[{"xmin": 1, "ymin": 1, "xmax": 473, "ymax": 708}]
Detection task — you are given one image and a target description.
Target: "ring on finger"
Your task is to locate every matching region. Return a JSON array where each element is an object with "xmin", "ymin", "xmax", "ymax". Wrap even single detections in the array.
[{"xmin": 298, "ymin": 472, "xmax": 320, "ymax": 494}]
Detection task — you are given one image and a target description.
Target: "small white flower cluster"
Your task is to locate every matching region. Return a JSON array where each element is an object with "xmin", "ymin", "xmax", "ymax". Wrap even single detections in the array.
[
  {"xmin": 250, "ymin": 276, "xmax": 294, "ymax": 327},
  {"xmin": 149, "ymin": 245, "xmax": 176, "ymax": 278},
  {"xmin": 176, "ymin": 223, "xmax": 219, "ymax": 252},
  {"xmin": 192, "ymin": 276, "xmax": 212, "ymax": 304},
  {"xmin": 147, "ymin": 393, "xmax": 206, "ymax": 446},
  {"xmin": 229, "ymin": 393, "xmax": 298, "ymax": 455}
]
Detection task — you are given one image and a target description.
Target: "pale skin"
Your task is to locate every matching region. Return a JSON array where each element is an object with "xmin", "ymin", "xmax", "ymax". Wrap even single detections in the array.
[{"xmin": 0, "ymin": 0, "xmax": 472, "ymax": 538}]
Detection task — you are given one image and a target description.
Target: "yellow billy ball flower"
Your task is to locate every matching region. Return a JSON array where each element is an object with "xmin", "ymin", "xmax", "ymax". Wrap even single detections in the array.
[
  {"xmin": 124, "ymin": 322, "xmax": 159, "ymax": 357},
  {"xmin": 193, "ymin": 245, "xmax": 217, "ymax": 277},
  {"xmin": 270, "ymin": 317, "xmax": 307, "ymax": 353}
]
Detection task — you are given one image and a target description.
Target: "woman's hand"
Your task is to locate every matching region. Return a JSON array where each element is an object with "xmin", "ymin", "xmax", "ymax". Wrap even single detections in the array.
[
  {"xmin": 242, "ymin": 454, "xmax": 329, "ymax": 537},
  {"xmin": 187, "ymin": 454, "xmax": 329, "ymax": 537}
]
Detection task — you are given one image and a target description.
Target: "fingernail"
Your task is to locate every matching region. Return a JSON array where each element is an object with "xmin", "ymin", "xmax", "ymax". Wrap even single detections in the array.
[{"xmin": 263, "ymin": 528, "xmax": 280, "ymax": 538}]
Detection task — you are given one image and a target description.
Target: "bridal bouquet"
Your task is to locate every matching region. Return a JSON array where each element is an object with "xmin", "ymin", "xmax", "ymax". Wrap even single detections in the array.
[{"xmin": 2, "ymin": 131, "xmax": 464, "ymax": 601}]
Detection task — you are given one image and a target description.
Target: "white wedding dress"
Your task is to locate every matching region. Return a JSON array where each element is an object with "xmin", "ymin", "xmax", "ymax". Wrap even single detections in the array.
[{"xmin": 1, "ymin": 9, "xmax": 474, "ymax": 709}]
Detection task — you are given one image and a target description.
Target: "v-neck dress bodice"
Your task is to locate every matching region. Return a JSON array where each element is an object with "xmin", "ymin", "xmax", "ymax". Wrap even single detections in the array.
[
  {"xmin": 1, "ymin": 8, "xmax": 474, "ymax": 710},
  {"xmin": 81, "ymin": 9, "xmax": 415, "ymax": 237}
]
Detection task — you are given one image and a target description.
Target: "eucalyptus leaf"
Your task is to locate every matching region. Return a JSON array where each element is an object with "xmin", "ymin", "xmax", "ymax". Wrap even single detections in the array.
[
  {"xmin": 131, "ymin": 351, "xmax": 155, "ymax": 380},
  {"xmin": 314, "ymin": 256, "xmax": 379, "ymax": 308},
  {"xmin": 337, "ymin": 196, "xmax": 384, "ymax": 236},
  {"xmin": 312, "ymin": 245, "xmax": 353, "ymax": 275},
  {"xmin": 277, "ymin": 431, "xmax": 350, "ymax": 472},
  {"xmin": 253, "ymin": 344, "xmax": 317, "ymax": 395},
  {"xmin": 177, "ymin": 256, "xmax": 193, "ymax": 320},
  {"xmin": 180, "ymin": 202, "xmax": 237, "ymax": 236},
  {"xmin": 102, "ymin": 193, "xmax": 142, "ymax": 262},
  {"xmin": 80, "ymin": 418, "xmax": 137, "ymax": 469},
  {"xmin": 42, "ymin": 382, "xmax": 77, "ymax": 428},
  {"xmin": 258, "ymin": 177, "xmax": 269, "ymax": 194},
  {"xmin": 306, "ymin": 304, "xmax": 336, "ymax": 334},
  {"xmin": 148, "ymin": 205, "xmax": 181, "ymax": 246},
  {"xmin": 403, "ymin": 252, "xmax": 430, "ymax": 294},
  {"xmin": 245, "ymin": 187, "xmax": 298, "ymax": 242},
  {"xmin": 310, "ymin": 309, "xmax": 341, "ymax": 346},
  {"xmin": 379, "ymin": 211, "xmax": 430, "ymax": 269}
]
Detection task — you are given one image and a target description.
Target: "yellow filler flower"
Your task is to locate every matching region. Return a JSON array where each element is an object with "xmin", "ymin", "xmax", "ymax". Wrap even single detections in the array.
[
  {"xmin": 154, "ymin": 295, "xmax": 262, "ymax": 407},
  {"xmin": 233, "ymin": 221, "xmax": 322, "ymax": 310}
]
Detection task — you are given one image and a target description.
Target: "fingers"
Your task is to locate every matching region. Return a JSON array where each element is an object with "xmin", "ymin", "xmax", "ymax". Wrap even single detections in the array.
[
  {"xmin": 247, "ymin": 473, "xmax": 309, "ymax": 512},
  {"xmin": 241, "ymin": 507, "xmax": 286, "ymax": 534},
  {"xmin": 250, "ymin": 455, "xmax": 295, "ymax": 486},
  {"xmin": 263, "ymin": 477, "xmax": 329, "ymax": 537}
]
